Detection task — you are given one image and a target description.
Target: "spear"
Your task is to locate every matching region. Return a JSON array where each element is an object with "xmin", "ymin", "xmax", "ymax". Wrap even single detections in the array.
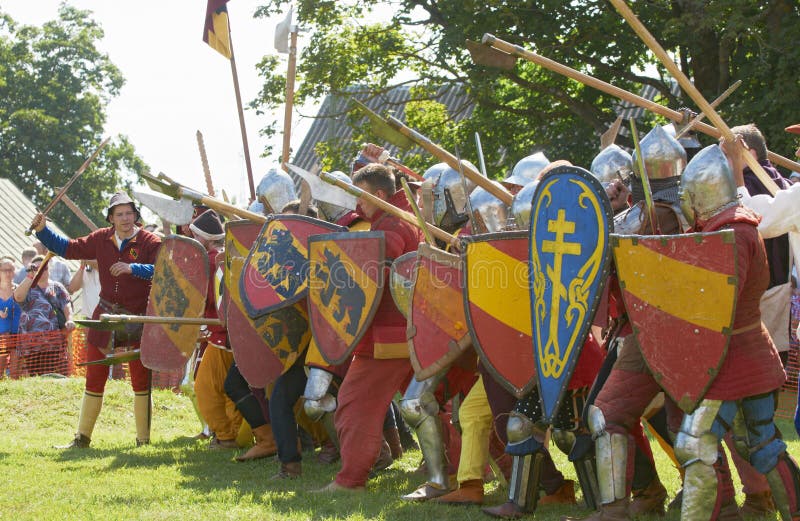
[
  {"xmin": 99, "ymin": 314, "xmax": 223, "ymax": 326},
  {"xmin": 629, "ymin": 119, "xmax": 660, "ymax": 234}
]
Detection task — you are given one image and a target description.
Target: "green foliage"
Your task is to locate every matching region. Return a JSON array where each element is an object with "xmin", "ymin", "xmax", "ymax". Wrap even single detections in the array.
[
  {"xmin": 0, "ymin": 5, "xmax": 147, "ymax": 237},
  {"xmin": 252, "ymin": 0, "xmax": 800, "ymax": 178}
]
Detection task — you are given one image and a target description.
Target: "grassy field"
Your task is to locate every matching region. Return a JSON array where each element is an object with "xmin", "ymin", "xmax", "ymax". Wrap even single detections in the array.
[{"xmin": 0, "ymin": 377, "xmax": 792, "ymax": 520}]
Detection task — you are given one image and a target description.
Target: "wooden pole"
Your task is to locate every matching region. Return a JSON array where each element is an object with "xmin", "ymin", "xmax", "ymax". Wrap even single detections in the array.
[
  {"xmin": 608, "ymin": 0, "xmax": 779, "ymax": 195},
  {"xmin": 386, "ymin": 116, "xmax": 514, "ymax": 206},
  {"xmin": 179, "ymin": 187, "xmax": 267, "ymax": 223},
  {"xmin": 60, "ymin": 193, "xmax": 98, "ymax": 231},
  {"xmin": 481, "ymin": 34, "xmax": 800, "ymax": 176},
  {"xmin": 99, "ymin": 314, "xmax": 223, "ymax": 326},
  {"xmin": 400, "ymin": 178, "xmax": 435, "ymax": 245},
  {"xmin": 228, "ymin": 31, "xmax": 256, "ymax": 201},
  {"xmin": 281, "ymin": 29, "xmax": 298, "ymax": 172},
  {"xmin": 196, "ymin": 130, "xmax": 215, "ymax": 196}
]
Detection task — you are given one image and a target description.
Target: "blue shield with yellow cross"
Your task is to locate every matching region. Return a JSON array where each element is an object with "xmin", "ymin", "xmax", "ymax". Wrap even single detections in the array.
[{"xmin": 529, "ymin": 166, "xmax": 613, "ymax": 423}]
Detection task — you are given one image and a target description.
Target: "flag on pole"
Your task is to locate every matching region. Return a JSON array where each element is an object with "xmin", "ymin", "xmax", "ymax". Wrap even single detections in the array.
[
  {"xmin": 274, "ymin": 6, "xmax": 293, "ymax": 54},
  {"xmin": 203, "ymin": 0, "xmax": 232, "ymax": 59}
]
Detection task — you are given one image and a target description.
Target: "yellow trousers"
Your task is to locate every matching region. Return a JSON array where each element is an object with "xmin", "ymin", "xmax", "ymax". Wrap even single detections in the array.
[
  {"xmin": 456, "ymin": 375, "xmax": 493, "ymax": 483},
  {"xmin": 194, "ymin": 345, "xmax": 242, "ymax": 441}
]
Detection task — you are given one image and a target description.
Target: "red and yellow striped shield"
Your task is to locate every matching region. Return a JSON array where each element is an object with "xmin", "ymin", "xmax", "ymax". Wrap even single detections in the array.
[
  {"xmin": 409, "ymin": 243, "xmax": 472, "ymax": 380},
  {"xmin": 463, "ymin": 231, "xmax": 535, "ymax": 399},
  {"xmin": 224, "ymin": 221, "xmax": 285, "ymax": 388},
  {"xmin": 240, "ymin": 215, "xmax": 344, "ymax": 319},
  {"xmin": 141, "ymin": 236, "xmax": 209, "ymax": 372},
  {"xmin": 612, "ymin": 230, "xmax": 738, "ymax": 413},
  {"xmin": 308, "ymin": 231, "xmax": 385, "ymax": 365}
]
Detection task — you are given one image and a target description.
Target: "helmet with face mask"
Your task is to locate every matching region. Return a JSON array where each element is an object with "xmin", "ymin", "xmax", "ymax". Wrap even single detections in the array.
[
  {"xmin": 678, "ymin": 144, "xmax": 738, "ymax": 226},
  {"xmin": 315, "ymin": 171, "xmax": 353, "ymax": 222},
  {"xmin": 422, "ymin": 161, "xmax": 479, "ymax": 232},
  {"xmin": 503, "ymin": 152, "xmax": 549, "ymax": 188},
  {"xmin": 590, "ymin": 144, "xmax": 633, "ymax": 185},
  {"xmin": 256, "ymin": 167, "xmax": 297, "ymax": 214}
]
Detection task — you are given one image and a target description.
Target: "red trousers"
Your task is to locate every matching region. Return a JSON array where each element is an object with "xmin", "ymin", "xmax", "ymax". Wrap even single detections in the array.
[
  {"xmin": 334, "ymin": 355, "xmax": 413, "ymax": 488},
  {"xmin": 85, "ymin": 342, "xmax": 150, "ymax": 394}
]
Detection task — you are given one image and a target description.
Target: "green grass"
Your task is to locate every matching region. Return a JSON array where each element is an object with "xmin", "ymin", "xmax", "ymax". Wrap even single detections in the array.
[{"xmin": 0, "ymin": 377, "xmax": 792, "ymax": 520}]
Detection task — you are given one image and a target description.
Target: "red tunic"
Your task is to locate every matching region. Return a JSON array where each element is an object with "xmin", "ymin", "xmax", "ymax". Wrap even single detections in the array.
[
  {"xmin": 700, "ymin": 206, "xmax": 786, "ymax": 399},
  {"xmin": 63, "ymin": 227, "xmax": 161, "ymax": 348},
  {"xmin": 354, "ymin": 190, "xmax": 424, "ymax": 357}
]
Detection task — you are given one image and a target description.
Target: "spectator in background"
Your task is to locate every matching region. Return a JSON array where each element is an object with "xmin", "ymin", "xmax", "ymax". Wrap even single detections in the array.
[
  {"xmin": 32, "ymin": 241, "xmax": 72, "ymax": 290},
  {"xmin": 13, "ymin": 255, "xmax": 74, "ymax": 377},
  {"xmin": 13, "ymin": 248, "xmax": 37, "ymax": 285},
  {"xmin": 0, "ymin": 256, "xmax": 21, "ymax": 377},
  {"xmin": 68, "ymin": 260, "xmax": 100, "ymax": 318}
]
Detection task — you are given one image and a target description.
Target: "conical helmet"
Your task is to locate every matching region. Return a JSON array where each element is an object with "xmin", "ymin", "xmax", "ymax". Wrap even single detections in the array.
[
  {"xmin": 590, "ymin": 144, "xmax": 633, "ymax": 184},
  {"xmin": 316, "ymin": 171, "xmax": 353, "ymax": 222},
  {"xmin": 504, "ymin": 152, "xmax": 549, "ymax": 187},
  {"xmin": 469, "ymin": 181, "xmax": 509, "ymax": 233},
  {"xmin": 678, "ymin": 144, "xmax": 737, "ymax": 226},
  {"xmin": 256, "ymin": 167, "xmax": 297, "ymax": 214},
  {"xmin": 509, "ymin": 180, "xmax": 540, "ymax": 230},
  {"xmin": 632, "ymin": 125, "xmax": 687, "ymax": 180}
]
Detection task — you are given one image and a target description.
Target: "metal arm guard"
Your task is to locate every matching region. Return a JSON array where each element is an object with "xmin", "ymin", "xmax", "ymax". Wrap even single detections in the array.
[
  {"xmin": 674, "ymin": 399, "xmax": 723, "ymax": 521},
  {"xmin": 303, "ymin": 368, "xmax": 337, "ymax": 422},
  {"xmin": 400, "ymin": 375, "xmax": 448, "ymax": 490},
  {"xmin": 587, "ymin": 405, "xmax": 628, "ymax": 505}
]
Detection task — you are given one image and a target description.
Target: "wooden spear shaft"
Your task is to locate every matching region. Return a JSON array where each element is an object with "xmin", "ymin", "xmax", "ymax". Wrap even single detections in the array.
[
  {"xmin": 196, "ymin": 130, "xmax": 215, "ymax": 196},
  {"xmin": 60, "ymin": 193, "xmax": 98, "ymax": 231},
  {"xmin": 99, "ymin": 314, "xmax": 223, "ymax": 326},
  {"xmin": 481, "ymin": 33, "xmax": 800, "ymax": 175},
  {"xmin": 386, "ymin": 116, "xmax": 514, "ymax": 205},
  {"xmin": 610, "ymin": 0, "xmax": 779, "ymax": 194},
  {"xmin": 281, "ymin": 29, "xmax": 298, "ymax": 171},
  {"xmin": 228, "ymin": 30, "xmax": 256, "ymax": 201}
]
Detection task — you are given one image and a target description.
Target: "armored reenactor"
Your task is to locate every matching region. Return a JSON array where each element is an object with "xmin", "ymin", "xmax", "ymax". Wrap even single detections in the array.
[
  {"xmin": 31, "ymin": 193, "xmax": 161, "ymax": 447},
  {"xmin": 673, "ymin": 143, "xmax": 800, "ymax": 521}
]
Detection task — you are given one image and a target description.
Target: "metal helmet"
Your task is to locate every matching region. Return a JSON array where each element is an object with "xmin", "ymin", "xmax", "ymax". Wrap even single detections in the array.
[
  {"xmin": 632, "ymin": 125, "xmax": 687, "ymax": 180},
  {"xmin": 509, "ymin": 180, "xmax": 540, "ymax": 230},
  {"xmin": 590, "ymin": 144, "xmax": 633, "ymax": 184},
  {"xmin": 422, "ymin": 163, "xmax": 472, "ymax": 230},
  {"xmin": 256, "ymin": 167, "xmax": 297, "ymax": 214},
  {"xmin": 678, "ymin": 144, "xmax": 737, "ymax": 226},
  {"xmin": 469, "ymin": 181, "xmax": 510, "ymax": 233},
  {"xmin": 247, "ymin": 200, "xmax": 267, "ymax": 216},
  {"xmin": 316, "ymin": 170, "xmax": 353, "ymax": 222},
  {"xmin": 504, "ymin": 152, "xmax": 549, "ymax": 187}
]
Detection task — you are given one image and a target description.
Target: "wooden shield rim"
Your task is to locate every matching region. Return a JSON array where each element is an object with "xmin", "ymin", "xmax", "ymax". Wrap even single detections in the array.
[
  {"xmin": 240, "ymin": 214, "xmax": 345, "ymax": 319},
  {"xmin": 141, "ymin": 235, "xmax": 209, "ymax": 371},
  {"xmin": 612, "ymin": 230, "xmax": 737, "ymax": 413},
  {"xmin": 529, "ymin": 166, "xmax": 614, "ymax": 424},
  {"xmin": 409, "ymin": 242, "xmax": 471, "ymax": 380},
  {"xmin": 462, "ymin": 229, "xmax": 535, "ymax": 399},
  {"xmin": 307, "ymin": 231, "xmax": 386, "ymax": 366}
]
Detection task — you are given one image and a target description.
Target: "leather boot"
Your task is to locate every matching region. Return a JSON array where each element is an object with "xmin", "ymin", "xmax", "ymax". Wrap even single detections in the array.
[
  {"xmin": 629, "ymin": 477, "xmax": 667, "ymax": 516},
  {"xmin": 235, "ymin": 424, "xmax": 277, "ymax": 462},
  {"xmin": 540, "ymin": 479, "xmax": 577, "ymax": 505},
  {"xmin": 482, "ymin": 501, "xmax": 527, "ymax": 519},
  {"xmin": 385, "ymin": 426, "xmax": 403, "ymax": 460},
  {"xmin": 272, "ymin": 461, "xmax": 301, "ymax": 480},
  {"xmin": 739, "ymin": 490, "xmax": 776, "ymax": 517},
  {"xmin": 55, "ymin": 433, "xmax": 91, "ymax": 449},
  {"xmin": 371, "ymin": 439, "xmax": 394, "ymax": 474},
  {"xmin": 316, "ymin": 439, "xmax": 340, "ymax": 464},
  {"xmin": 433, "ymin": 479, "xmax": 484, "ymax": 505},
  {"xmin": 560, "ymin": 497, "xmax": 631, "ymax": 521}
]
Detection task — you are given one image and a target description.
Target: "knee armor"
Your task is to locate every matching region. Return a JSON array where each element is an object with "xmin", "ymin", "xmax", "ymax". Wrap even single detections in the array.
[{"xmin": 587, "ymin": 405, "xmax": 628, "ymax": 503}]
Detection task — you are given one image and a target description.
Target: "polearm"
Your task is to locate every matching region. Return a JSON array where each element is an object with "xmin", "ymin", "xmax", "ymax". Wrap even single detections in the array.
[
  {"xmin": 479, "ymin": 34, "xmax": 800, "ymax": 176},
  {"xmin": 228, "ymin": 30, "xmax": 256, "ymax": 201},
  {"xmin": 675, "ymin": 80, "xmax": 741, "ymax": 140},
  {"xmin": 385, "ymin": 116, "xmax": 514, "ymax": 206},
  {"xmin": 26, "ymin": 137, "xmax": 110, "ymax": 235},
  {"xmin": 196, "ymin": 130, "xmax": 215, "ymax": 196},
  {"xmin": 99, "ymin": 314, "xmax": 223, "ymax": 327},
  {"xmin": 608, "ymin": 0, "xmax": 779, "ymax": 195},
  {"xmin": 281, "ymin": 27, "xmax": 299, "ymax": 172},
  {"xmin": 317, "ymin": 171, "xmax": 458, "ymax": 247},
  {"xmin": 59, "ymin": 192, "xmax": 99, "ymax": 232},
  {"xmin": 629, "ymin": 119, "xmax": 660, "ymax": 234},
  {"xmin": 400, "ymin": 178, "xmax": 435, "ymax": 245}
]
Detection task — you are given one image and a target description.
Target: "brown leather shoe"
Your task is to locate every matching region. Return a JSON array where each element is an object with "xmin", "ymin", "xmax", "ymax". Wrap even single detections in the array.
[
  {"xmin": 433, "ymin": 479, "xmax": 484, "ymax": 505},
  {"xmin": 629, "ymin": 477, "xmax": 667, "ymax": 516},
  {"xmin": 561, "ymin": 498, "xmax": 631, "ymax": 521},
  {"xmin": 740, "ymin": 490, "xmax": 776, "ymax": 517},
  {"xmin": 401, "ymin": 482, "xmax": 451, "ymax": 501},
  {"xmin": 371, "ymin": 439, "xmax": 394, "ymax": 473},
  {"xmin": 236, "ymin": 425, "xmax": 277, "ymax": 462},
  {"xmin": 482, "ymin": 501, "xmax": 526, "ymax": 519},
  {"xmin": 317, "ymin": 439, "xmax": 340, "ymax": 464},
  {"xmin": 312, "ymin": 481, "xmax": 365, "ymax": 493},
  {"xmin": 208, "ymin": 436, "xmax": 238, "ymax": 450},
  {"xmin": 272, "ymin": 461, "xmax": 302, "ymax": 480},
  {"xmin": 540, "ymin": 479, "xmax": 577, "ymax": 505},
  {"xmin": 55, "ymin": 433, "xmax": 90, "ymax": 449}
]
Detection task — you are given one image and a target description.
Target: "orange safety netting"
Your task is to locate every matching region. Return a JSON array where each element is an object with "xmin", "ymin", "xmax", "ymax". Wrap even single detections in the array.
[
  {"xmin": 776, "ymin": 349, "xmax": 799, "ymax": 420},
  {"xmin": 0, "ymin": 328, "xmax": 184, "ymax": 390}
]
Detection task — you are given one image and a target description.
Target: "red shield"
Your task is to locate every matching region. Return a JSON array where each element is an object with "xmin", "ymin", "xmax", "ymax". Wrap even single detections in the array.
[
  {"xmin": 240, "ymin": 215, "xmax": 344, "ymax": 318},
  {"xmin": 612, "ymin": 230, "xmax": 738, "ymax": 412},
  {"xmin": 409, "ymin": 243, "xmax": 472, "ymax": 380},
  {"xmin": 308, "ymin": 232, "xmax": 386, "ymax": 365},
  {"xmin": 141, "ymin": 236, "xmax": 209, "ymax": 372},
  {"xmin": 463, "ymin": 231, "xmax": 535, "ymax": 398},
  {"xmin": 224, "ymin": 221, "xmax": 285, "ymax": 388}
]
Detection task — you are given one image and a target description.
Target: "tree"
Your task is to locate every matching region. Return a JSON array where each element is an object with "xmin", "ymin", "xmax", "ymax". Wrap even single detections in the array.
[
  {"xmin": 251, "ymin": 0, "xmax": 800, "ymax": 177},
  {"xmin": 0, "ymin": 4, "xmax": 148, "ymax": 238}
]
